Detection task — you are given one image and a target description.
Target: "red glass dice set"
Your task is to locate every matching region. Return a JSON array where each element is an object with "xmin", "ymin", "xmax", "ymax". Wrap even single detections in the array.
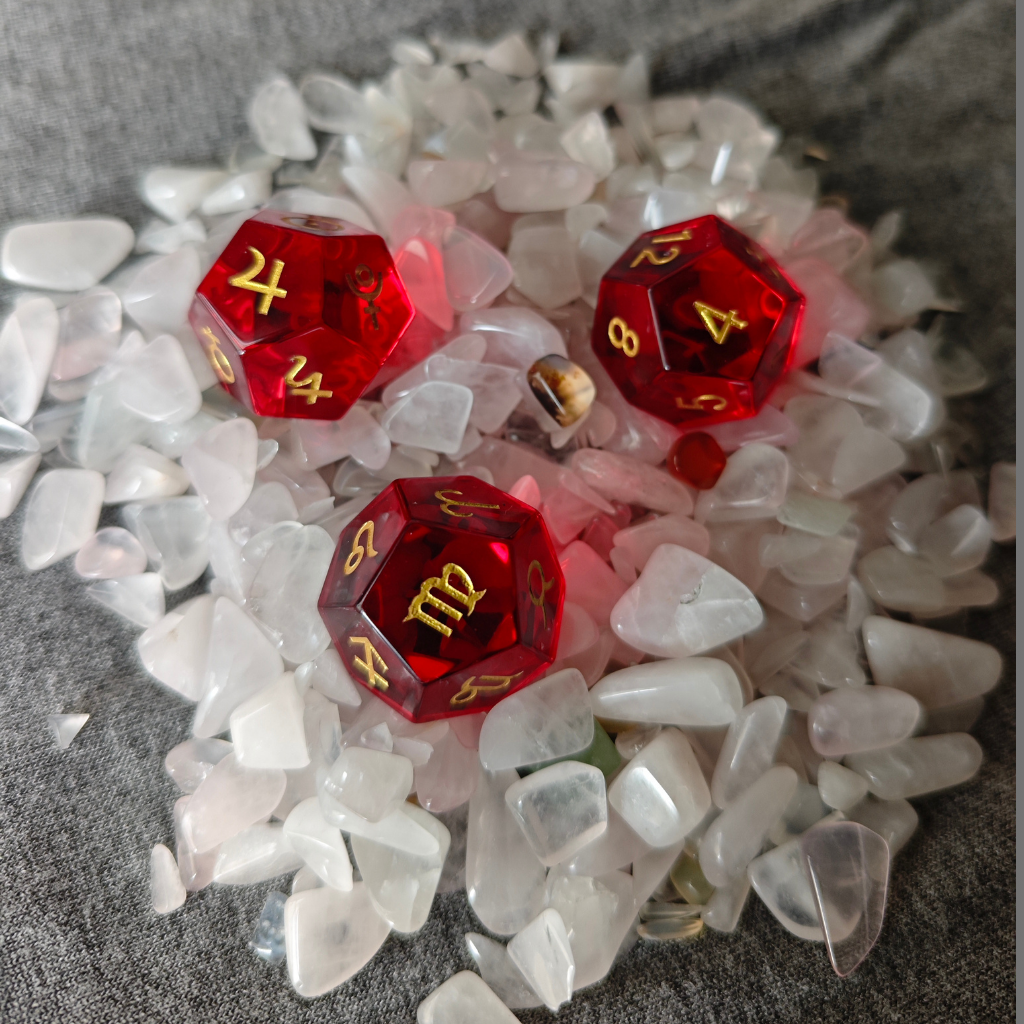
[
  {"xmin": 188, "ymin": 208, "xmax": 414, "ymax": 419},
  {"xmin": 318, "ymin": 476, "xmax": 564, "ymax": 722},
  {"xmin": 591, "ymin": 213, "xmax": 805, "ymax": 428},
  {"xmin": 192, "ymin": 211, "xmax": 804, "ymax": 718}
]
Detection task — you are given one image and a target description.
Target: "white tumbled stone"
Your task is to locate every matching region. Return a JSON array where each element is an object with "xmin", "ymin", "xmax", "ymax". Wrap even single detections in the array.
[
  {"xmin": 200, "ymin": 170, "xmax": 273, "ymax": 215},
  {"xmin": 164, "ymin": 736, "xmax": 231, "ymax": 793},
  {"xmin": 610, "ymin": 544, "xmax": 763, "ymax": 658},
  {"xmin": 505, "ymin": 762, "xmax": 607, "ymax": 866},
  {"xmin": 142, "ymin": 167, "xmax": 230, "ymax": 222},
  {"xmin": 86, "ymin": 572, "xmax": 165, "ymax": 627},
  {"xmin": 494, "ymin": 157, "xmax": 595, "ymax": 213},
  {"xmin": 590, "ymin": 657, "xmax": 743, "ymax": 727},
  {"xmin": 181, "ymin": 417, "xmax": 258, "ymax": 521},
  {"xmin": 846, "ymin": 733, "xmax": 983, "ymax": 800},
  {"xmin": 74, "ymin": 527, "xmax": 148, "ymax": 578},
  {"xmin": 321, "ymin": 746, "xmax": 413, "ymax": 824},
  {"xmin": 478, "ymin": 668, "xmax": 593, "ymax": 771},
  {"xmin": 193, "ymin": 597, "xmax": 284, "ymax": 738},
  {"xmin": 607, "ymin": 728, "xmax": 711, "ymax": 848},
  {"xmin": 417, "ymin": 971, "xmax": 520, "ymax": 1024},
  {"xmin": 117, "ymin": 334, "xmax": 202, "ymax": 424},
  {"xmin": 351, "ymin": 803, "xmax": 451, "ymax": 932},
  {"xmin": 21, "ymin": 468, "xmax": 105, "ymax": 571},
  {"xmin": 2, "ymin": 218, "xmax": 134, "ymax": 291},
  {"xmin": 917, "ymin": 504, "xmax": 992, "ymax": 577},
  {"xmin": 0, "ymin": 452, "xmax": 41, "ymax": 519},
  {"xmin": 0, "ymin": 297, "xmax": 60, "ymax": 423},
  {"xmin": 817, "ymin": 760, "xmax": 869, "ymax": 811},
  {"xmin": 283, "ymin": 797, "xmax": 354, "ymax": 892},
  {"xmin": 467, "ymin": 767, "xmax": 548, "ymax": 935},
  {"xmin": 699, "ymin": 765, "xmax": 798, "ymax": 886},
  {"xmin": 711, "ymin": 696, "xmax": 788, "ymax": 808},
  {"xmin": 230, "ymin": 673, "xmax": 309, "ymax": 770},
  {"xmin": 862, "ymin": 614, "xmax": 1002, "ymax": 710},
  {"xmin": 507, "ymin": 908, "xmax": 575, "ymax": 1012},
  {"xmin": 127, "ymin": 495, "xmax": 211, "ymax": 590},
  {"xmin": 122, "ymin": 246, "xmax": 202, "ymax": 336},
  {"xmin": 212, "ymin": 823, "xmax": 303, "ymax": 884},
  {"xmin": 245, "ymin": 523, "xmax": 334, "ymax": 663},
  {"xmin": 138, "ymin": 595, "xmax": 215, "ymax": 701},
  {"xmin": 182, "ymin": 752, "xmax": 286, "ymax": 853},
  {"xmin": 381, "ymin": 381, "xmax": 473, "ymax": 455},
  {"xmin": 571, "ymin": 448, "xmax": 692, "ymax": 514},
  {"xmin": 808, "ymin": 687, "xmax": 921, "ymax": 757},
  {"xmin": 151, "ymin": 844, "xmax": 187, "ymax": 914},
  {"xmin": 284, "ymin": 885, "xmax": 391, "ymax": 998},
  {"xmin": 695, "ymin": 444, "xmax": 789, "ymax": 522},
  {"xmin": 249, "ymin": 77, "xmax": 317, "ymax": 160}
]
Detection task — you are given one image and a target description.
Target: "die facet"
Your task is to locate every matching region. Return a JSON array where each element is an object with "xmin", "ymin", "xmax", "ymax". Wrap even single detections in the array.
[
  {"xmin": 592, "ymin": 214, "xmax": 804, "ymax": 427},
  {"xmin": 318, "ymin": 476, "xmax": 564, "ymax": 722},
  {"xmin": 188, "ymin": 209, "xmax": 413, "ymax": 419}
]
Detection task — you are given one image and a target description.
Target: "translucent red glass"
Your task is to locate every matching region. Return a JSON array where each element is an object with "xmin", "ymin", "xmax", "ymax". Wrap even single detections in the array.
[
  {"xmin": 188, "ymin": 209, "xmax": 414, "ymax": 419},
  {"xmin": 318, "ymin": 476, "xmax": 564, "ymax": 722},
  {"xmin": 667, "ymin": 431, "xmax": 727, "ymax": 490},
  {"xmin": 592, "ymin": 214, "xmax": 804, "ymax": 427}
]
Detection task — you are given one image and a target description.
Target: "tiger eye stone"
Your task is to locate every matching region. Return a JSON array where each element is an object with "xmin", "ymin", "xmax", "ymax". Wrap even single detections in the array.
[{"xmin": 526, "ymin": 354, "xmax": 596, "ymax": 427}]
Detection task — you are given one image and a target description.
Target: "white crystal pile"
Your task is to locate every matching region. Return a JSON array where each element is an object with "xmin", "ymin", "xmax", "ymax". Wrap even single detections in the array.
[{"xmin": 1, "ymin": 28, "xmax": 1014, "ymax": 1012}]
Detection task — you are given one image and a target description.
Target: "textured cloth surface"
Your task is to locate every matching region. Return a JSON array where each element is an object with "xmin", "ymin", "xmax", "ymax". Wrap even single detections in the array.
[{"xmin": 0, "ymin": 1, "xmax": 1015, "ymax": 1022}]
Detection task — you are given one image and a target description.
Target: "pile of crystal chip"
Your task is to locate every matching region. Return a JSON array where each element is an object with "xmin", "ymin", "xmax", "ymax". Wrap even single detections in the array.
[{"xmin": 1, "ymin": 25, "xmax": 1012, "ymax": 1014}]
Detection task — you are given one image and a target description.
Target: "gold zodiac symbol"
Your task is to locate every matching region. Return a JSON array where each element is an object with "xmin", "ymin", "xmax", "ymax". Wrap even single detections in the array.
[
  {"xmin": 343, "ymin": 521, "xmax": 378, "ymax": 575},
  {"xmin": 281, "ymin": 214, "xmax": 344, "ymax": 232},
  {"xmin": 348, "ymin": 637, "xmax": 389, "ymax": 691},
  {"xmin": 284, "ymin": 355, "xmax": 333, "ymax": 404},
  {"xmin": 693, "ymin": 301, "xmax": 748, "ymax": 346},
  {"xmin": 346, "ymin": 263, "xmax": 384, "ymax": 329},
  {"xmin": 449, "ymin": 672, "xmax": 524, "ymax": 708},
  {"xmin": 404, "ymin": 563, "xmax": 486, "ymax": 638},
  {"xmin": 200, "ymin": 327, "xmax": 235, "ymax": 384},
  {"xmin": 227, "ymin": 246, "xmax": 287, "ymax": 314},
  {"xmin": 527, "ymin": 559, "xmax": 556, "ymax": 627},
  {"xmin": 630, "ymin": 229, "xmax": 693, "ymax": 267},
  {"xmin": 675, "ymin": 394, "xmax": 729, "ymax": 411},
  {"xmin": 435, "ymin": 489, "xmax": 501, "ymax": 519},
  {"xmin": 608, "ymin": 316, "xmax": 640, "ymax": 358}
]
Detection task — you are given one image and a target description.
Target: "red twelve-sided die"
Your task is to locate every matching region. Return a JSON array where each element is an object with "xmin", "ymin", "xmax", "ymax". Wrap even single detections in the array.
[
  {"xmin": 592, "ymin": 214, "xmax": 804, "ymax": 426},
  {"xmin": 318, "ymin": 476, "xmax": 564, "ymax": 723},
  {"xmin": 188, "ymin": 209, "xmax": 413, "ymax": 419}
]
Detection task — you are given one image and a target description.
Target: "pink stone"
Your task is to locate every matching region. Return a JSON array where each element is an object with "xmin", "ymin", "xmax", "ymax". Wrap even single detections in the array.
[
  {"xmin": 688, "ymin": 403, "xmax": 800, "ymax": 453},
  {"xmin": 612, "ymin": 514, "xmax": 710, "ymax": 571},
  {"xmin": 393, "ymin": 237, "xmax": 453, "ymax": 330},
  {"xmin": 800, "ymin": 821, "xmax": 890, "ymax": 977},
  {"xmin": 782, "ymin": 257, "xmax": 870, "ymax": 368},
  {"xmin": 508, "ymin": 473, "xmax": 541, "ymax": 509},
  {"xmin": 442, "ymin": 226, "xmax": 514, "ymax": 312},
  {"xmin": 807, "ymin": 687, "xmax": 921, "ymax": 757},
  {"xmin": 414, "ymin": 727, "xmax": 479, "ymax": 813},
  {"xmin": 558, "ymin": 540, "xmax": 629, "ymax": 628},
  {"xmin": 555, "ymin": 601, "xmax": 601, "ymax": 659},
  {"xmin": 787, "ymin": 209, "xmax": 870, "ymax": 275}
]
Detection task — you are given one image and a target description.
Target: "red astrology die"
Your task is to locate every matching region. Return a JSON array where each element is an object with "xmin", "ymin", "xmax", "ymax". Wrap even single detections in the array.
[
  {"xmin": 188, "ymin": 209, "xmax": 413, "ymax": 419},
  {"xmin": 592, "ymin": 214, "xmax": 804, "ymax": 427},
  {"xmin": 318, "ymin": 476, "xmax": 564, "ymax": 722}
]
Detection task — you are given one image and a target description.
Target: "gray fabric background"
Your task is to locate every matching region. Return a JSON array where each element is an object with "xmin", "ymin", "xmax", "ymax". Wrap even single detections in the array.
[{"xmin": 0, "ymin": 1, "xmax": 1015, "ymax": 1021}]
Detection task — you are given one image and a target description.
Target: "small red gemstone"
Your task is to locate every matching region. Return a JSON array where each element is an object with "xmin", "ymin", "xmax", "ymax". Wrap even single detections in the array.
[{"xmin": 668, "ymin": 432, "xmax": 727, "ymax": 490}]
